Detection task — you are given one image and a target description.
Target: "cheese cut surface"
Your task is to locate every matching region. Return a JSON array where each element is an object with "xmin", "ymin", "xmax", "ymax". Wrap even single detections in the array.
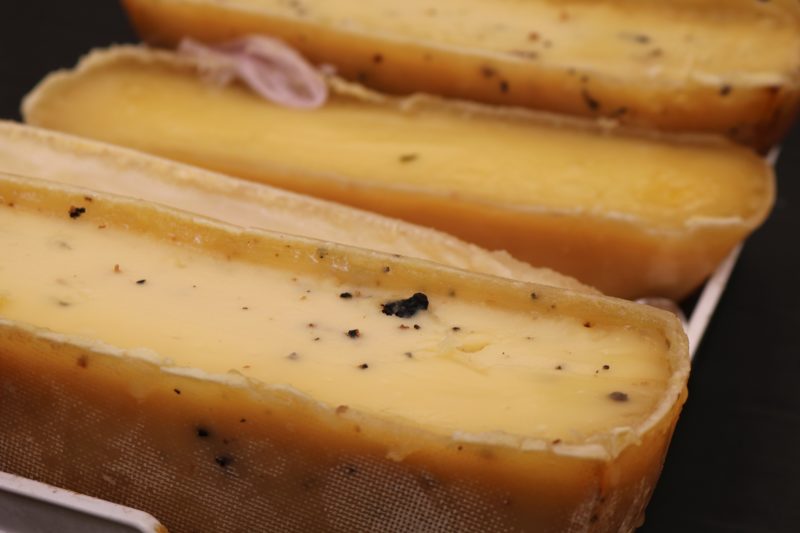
[
  {"xmin": 122, "ymin": 0, "xmax": 800, "ymax": 148},
  {"xmin": 0, "ymin": 174, "xmax": 688, "ymax": 532},
  {"xmin": 23, "ymin": 47, "xmax": 775, "ymax": 299},
  {"xmin": 0, "ymin": 122, "xmax": 591, "ymax": 292},
  {"xmin": 0, "ymin": 184, "xmax": 665, "ymax": 440}
]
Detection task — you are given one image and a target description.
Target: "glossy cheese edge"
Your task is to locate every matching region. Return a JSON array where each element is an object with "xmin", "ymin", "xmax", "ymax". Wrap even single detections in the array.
[
  {"xmin": 0, "ymin": 175, "xmax": 690, "ymax": 532},
  {"xmin": 120, "ymin": 0, "xmax": 800, "ymax": 149},
  {"xmin": 0, "ymin": 121, "xmax": 592, "ymax": 293},
  {"xmin": 21, "ymin": 46, "xmax": 776, "ymax": 299}
]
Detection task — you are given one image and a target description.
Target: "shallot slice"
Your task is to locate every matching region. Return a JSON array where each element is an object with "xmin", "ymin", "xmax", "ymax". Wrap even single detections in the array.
[{"xmin": 178, "ymin": 36, "xmax": 328, "ymax": 109}]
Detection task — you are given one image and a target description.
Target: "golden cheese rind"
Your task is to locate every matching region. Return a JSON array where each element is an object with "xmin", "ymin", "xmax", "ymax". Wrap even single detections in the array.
[
  {"xmin": 120, "ymin": 0, "xmax": 800, "ymax": 149},
  {"xmin": 0, "ymin": 174, "xmax": 689, "ymax": 532},
  {"xmin": 0, "ymin": 121, "xmax": 592, "ymax": 292},
  {"xmin": 22, "ymin": 47, "xmax": 775, "ymax": 299}
]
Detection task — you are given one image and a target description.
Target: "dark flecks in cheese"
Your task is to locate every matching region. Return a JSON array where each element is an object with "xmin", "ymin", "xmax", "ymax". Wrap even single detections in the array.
[
  {"xmin": 582, "ymin": 89, "xmax": 601, "ymax": 111},
  {"xmin": 214, "ymin": 454, "xmax": 233, "ymax": 469},
  {"xmin": 316, "ymin": 248, "xmax": 328, "ymax": 260},
  {"xmin": 602, "ymin": 364, "xmax": 611, "ymax": 370},
  {"xmin": 307, "ymin": 323, "xmax": 316, "ymax": 328},
  {"xmin": 239, "ymin": 418, "xmax": 246, "ymax": 423},
  {"xmin": 335, "ymin": 405, "xmax": 349, "ymax": 414},
  {"xmin": 499, "ymin": 80, "xmax": 510, "ymax": 93},
  {"xmin": 339, "ymin": 292, "xmax": 353, "ymax": 299},
  {"xmin": 451, "ymin": 326, "xmax": 461, "ymax": 332},
  {"xmin": 381, "ymin": 292, "xmax": 429, "ymax": 318},
  {"xmin": 583, "ymin": 321, "xmax": 592, "ymax": 328},
  {"xmin": 404, "ymin": 352, "xmax": 413, "ymax": 358},
  {"xmin": 398, "ymin": 324, "xmax": 409, "ymax": 330},
  {"xmin": 287, "ymin": 352, "xmax": 300, "ymax": 360},
  {"xmin": 241, "ymin": 306, "xmax": 249, "ymax": 310},
  {"xmin": 720, "ymin": 84, "xmax": 733, "ymax": 96},
  {"xmin": 68, "ymin": 206, "xmax": 86, "ymax": 219},
  {"xmin": 173, "ymin": 388, "xmax": 181, "ymax": 395},
  {"xmin": 136, "ymin": 279, "xmax": 147, "ymax": 285},
  {"xmin": 555, "ymin": 365, "xmax": 563, "ymax": 370},
  {"xmin": 480, "ymin": 65, "xmax": 496, "ymax": 78},
  {"xmin": 382, "ymin": 266, "xmax": 391, "ymax": 273},
  {"xmin": 609, "ymin": 391, "xmax": 630, "ymax": 402},
  {"xmin": 413, "ymin": 324, "xmax": 421, "ymax": 330},
  {"xmin": 358, "ymin": 363, "xmax": 369, "ymax": 370},
  {"xmin": 76, "ymin": 355, "xmax": 88, "ymax": 368},
  {"xmin": 530, "ymin": 291, "xmax": 538, "ymax": 300},
  {"xmin": 196, "ymin": 427, "xmax": 210, "ymax": 438},
  {"xmin": 313, "ymin": 337, "xmax": 321, "ymax": 341},
  {"xmin": 57, "ymin": 300, "xmax": 72, "ymax": 308},
  {"xmin": 372, "ymin": 53, "xmax": 383, "ymax": 64},
  {"xmin": 398, "ymin": 153, "xmax": 418, "ymax": 164},
  {"xmin": 347, "ymin": 329, "xmax": 361, "ymax": 338}
]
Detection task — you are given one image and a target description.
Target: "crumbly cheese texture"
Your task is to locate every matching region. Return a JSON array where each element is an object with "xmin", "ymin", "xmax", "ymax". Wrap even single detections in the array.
[
  {"xmin": 0, "ymin": 121, "xmax": 592, "ymax": 292},
  {"xmin": 121, "ymin": 0, "xmax": 800, "ymax": 148},
  {"xmin": 23, "ymin": 48, "xmax": 774, "ymax": 299},
  {"xmin": 0, "ymin": 205, "xmax": 665, "ymax": 441}
]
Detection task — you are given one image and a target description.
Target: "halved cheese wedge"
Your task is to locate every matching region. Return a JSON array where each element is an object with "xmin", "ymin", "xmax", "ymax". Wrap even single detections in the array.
[
  {"xmin": 0, "ymin": 121, "xmax": 588, "ymax": 292},
  {"xmin": 23, "ymin": 46, "xmax": 775, "ymax": 300},
  {"xmin": 0, "ymin": 173, "xmax": 688, "ymax": 532},
  {"xmin": 121, "ymin": 0, "xmax": 800, "ymax": 149}
]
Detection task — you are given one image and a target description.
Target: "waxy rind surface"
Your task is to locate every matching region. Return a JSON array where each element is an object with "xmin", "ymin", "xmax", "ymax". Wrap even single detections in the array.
[
  {"xmin": 22, "ymin": 47, "xmax": 775, "ymax": 299},
  {"xmin": 0, "ymin": 175, "xmax": 689, "ymax": 532},
  {"xmin": 121, "ymin": 0, "xmax": 800, "ymax": 150}
]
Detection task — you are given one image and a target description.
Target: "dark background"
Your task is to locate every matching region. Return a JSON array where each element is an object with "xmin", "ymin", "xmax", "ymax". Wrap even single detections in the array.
[{"xmin": 1, "ymin": 3, "xmax": 798, "ymax": 532}]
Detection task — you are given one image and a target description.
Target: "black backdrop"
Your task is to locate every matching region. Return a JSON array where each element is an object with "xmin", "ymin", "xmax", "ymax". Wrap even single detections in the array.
[{"xmin": 1, "ymin": 3, "xmax": 798, "ymax": 532}]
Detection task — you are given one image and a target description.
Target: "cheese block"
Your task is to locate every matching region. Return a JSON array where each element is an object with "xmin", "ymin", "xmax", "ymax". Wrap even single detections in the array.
[
  {"xmin": 23, "ymin": 46, "xmax": 775, "ymax": 300},
  {"xmin": 0, "ymin": 173, "xmax": 688, "ymax": 532},
  {"xmin": 0, "ymin": 121, "xmax": 590, "ymax": 292},
  {"xmin": 121, "ymin": 0, "xmax": 800, "ymax": 149}
]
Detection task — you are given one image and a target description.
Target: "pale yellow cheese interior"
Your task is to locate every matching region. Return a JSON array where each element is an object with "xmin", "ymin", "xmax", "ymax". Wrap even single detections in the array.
[
  {"xmin": 25, "ymin": 53, "xmax": 771, "ymax": 230},
  {"xmin": 0, "ymin": 206, "xmax": 670, "ymax": 442},
  {"xmin": 238, "ymin": 0, "xmax": 799, "ymax": 85},
  {"xmin": 0, "ymin": 122, "xmax": 593, "ymax": 292}
]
